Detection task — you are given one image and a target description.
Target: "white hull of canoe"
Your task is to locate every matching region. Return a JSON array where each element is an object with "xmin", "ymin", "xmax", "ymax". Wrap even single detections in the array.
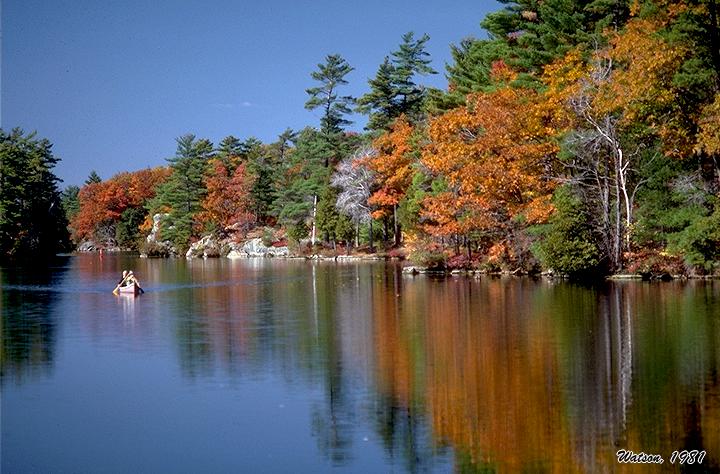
[{"xmin": 118, "ymin": 282, "xmax": 139, "ymax": 295}]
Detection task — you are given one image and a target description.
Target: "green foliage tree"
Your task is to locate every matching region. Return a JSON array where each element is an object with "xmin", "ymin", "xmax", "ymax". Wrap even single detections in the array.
[
  {"xmin": 150, "ymin": 134, "xmax": 213, "ymax": 251},
  {"xmin": 534, "ymin": 186, "xmax": 600, "ymax": 275},
  {"xmin": 481, "ymin": 0, "xmax": 629, "ymax": 82},
  {"xmin": 272, "ymin": 128, "xmax": 331, "ymax": 242},
  {"xmin": 315, "ymin": 184, "xmax": 347, "ymax": 247},
  {"xmin": 115, "ymin": 207, "xmax": 146, "ymax": 249},
  {"xmin": 305, "ymin": 54, "xmax": 355, "ymax": 135},
  {"xmin": 357, "ymin": 32, "xmax": 437, "ymax": 130},
  {"xmin": 391, "ymin": 32, "xmax": 437, "ymax": 118},
  {"xmin": 61, "ymin": 185, "xmax": 81, "ymax": 223},
  {"xmin": 85, "ymin": 170, "xmax": 102, "ymax": 185},
  {"xmin": 217, "ymin": 135, "xmax": 243, "ymax": 168},
  {"xmin": 356, "ymin": 57, "xmax": 398, "ymax": 131},
  {"xmin": 0, "ymin": 128, "xmax": 69, "ymax": 259},
  {"xmin": 240, "ymin": 137, "xmax": 275, "ymax": 224},
  {"xmin": 427, "ymin": 38, "xmax": 512, "ymax": 113},
  {"xmin": 667, "ymin": 200, "xmax": 720, "ymax": 272}
]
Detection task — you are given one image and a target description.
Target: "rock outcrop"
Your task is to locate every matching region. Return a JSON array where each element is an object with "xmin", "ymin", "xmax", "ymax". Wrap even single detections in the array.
[
  {"xmin": 223, "ymin": 238, "xmax": 289, "ymax": 258},
  {"xmin": 142, "ymin": 213, "xmax": 178, "ymax": 257},
  {"xmin": 185, "ymin": 235, "xmax": 222, "ymax": 259}
]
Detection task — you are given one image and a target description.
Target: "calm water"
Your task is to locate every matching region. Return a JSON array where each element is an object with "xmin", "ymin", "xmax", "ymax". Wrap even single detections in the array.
[{"xmin": 2, "ymin": 255, "xmax": 719, "ymax": 473}]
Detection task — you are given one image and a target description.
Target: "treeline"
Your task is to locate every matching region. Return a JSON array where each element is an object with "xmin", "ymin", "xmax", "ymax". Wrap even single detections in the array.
[
  {"xmin": 0, "ymin": 129, "xmax": 69, "ymax": 259},
  {"xmin": 37, "ymin": 0, "xmax": 720, "ymax": 274}
]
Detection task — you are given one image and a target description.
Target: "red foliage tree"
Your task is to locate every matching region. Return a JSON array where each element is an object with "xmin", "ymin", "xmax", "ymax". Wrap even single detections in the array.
[{"xmin": 199, "ymin": 160, "xmax": 255, "ymax": 233}]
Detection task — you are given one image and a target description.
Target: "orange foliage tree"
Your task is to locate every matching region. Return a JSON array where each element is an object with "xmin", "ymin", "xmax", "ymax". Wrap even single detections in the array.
[
  {"xmin": 365, "ymin": 116, "xmax": 417, "ymax": 246},
  {"xmin": 420, "ymin": 86, "xmax": 557, "ymax": 259},
  {"xmin": 199, "ymin": 160, "xmax": 255, "ymax": 233},
  {"xmin": 72, "ymin": 167, "xmax": 170, "ymax": 243}
]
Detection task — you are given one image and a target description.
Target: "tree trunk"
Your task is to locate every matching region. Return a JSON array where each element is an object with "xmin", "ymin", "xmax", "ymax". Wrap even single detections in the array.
[
  {"xmin": 369, "ymin": 220, "xmax": 374, "ymax": 253},
  {"xmin": 393, "ymin": 204, "xmax": 401, "ymax": 246},
  {"xmin": 355, "ymin": 222, "xmax": 359, "ymax": 247},
  {"xmin": 709, "ymin": 0, "xmax": 720, "ymax": 89},
  {"xmin": 311, "ymin": 194, "xmax": 318, "ymax": 246}
]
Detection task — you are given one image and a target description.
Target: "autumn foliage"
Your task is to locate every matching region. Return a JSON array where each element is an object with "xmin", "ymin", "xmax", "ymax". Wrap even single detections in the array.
[
  {"xmin": 421, "ymin": 87, "xmax": 557, "ymax": 240},
  {"xmin": 71, "ymin": 167, "xmax": 170, "ymax": 243},
  {"xmin": 365, "ymin": 116, "xmax": 416, "ymax": 219},
  {"xmin": 199, "ymin": 160, "xmax": 255, "ymax": 232}
]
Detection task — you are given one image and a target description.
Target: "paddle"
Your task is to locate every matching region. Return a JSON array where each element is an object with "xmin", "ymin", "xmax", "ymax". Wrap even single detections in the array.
[{"xmin": 112, "ymin": 273, "xmax": 132, "ymax": 294}]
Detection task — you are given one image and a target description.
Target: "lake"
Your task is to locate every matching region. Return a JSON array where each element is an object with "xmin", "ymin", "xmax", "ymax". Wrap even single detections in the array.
[{"xmin": 2, "ymin": 254, "xmax": 719, "ymax": 472}]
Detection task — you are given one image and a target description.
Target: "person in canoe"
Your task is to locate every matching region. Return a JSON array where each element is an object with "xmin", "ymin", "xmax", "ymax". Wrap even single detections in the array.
[{"xmin": 113, "ymin": 270, "xmax": 144, "ymax": 294}]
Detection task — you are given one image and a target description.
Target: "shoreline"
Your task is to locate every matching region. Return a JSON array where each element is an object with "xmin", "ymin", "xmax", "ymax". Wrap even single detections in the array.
[{"xmin": 71, "ymin": 249, "xmax": 720, "ymax": 280}]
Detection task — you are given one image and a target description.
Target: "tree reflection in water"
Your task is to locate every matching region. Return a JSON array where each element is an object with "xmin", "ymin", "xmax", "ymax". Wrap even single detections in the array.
[
  {"xmin": 6, "ymin": 257, "xmax": 716, "ymax": 471},
  {"xmin": 0, "ymin": 258, "xmax": 70, "ymax": 385},
  {"xmin": 162, "ymin": 262, "xmax": 720, "ymax": 472}
]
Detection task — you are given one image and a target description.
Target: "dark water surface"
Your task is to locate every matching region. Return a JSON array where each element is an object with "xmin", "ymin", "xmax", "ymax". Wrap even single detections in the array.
[{"xmin": 2, "ymin": 254, "xmax": 719, "ymax": 472}]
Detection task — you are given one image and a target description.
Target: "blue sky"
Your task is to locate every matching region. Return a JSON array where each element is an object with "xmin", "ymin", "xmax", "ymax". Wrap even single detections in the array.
[{"xmin": 3, "ymin": 0, "xmax": 499, "ymax": 186}]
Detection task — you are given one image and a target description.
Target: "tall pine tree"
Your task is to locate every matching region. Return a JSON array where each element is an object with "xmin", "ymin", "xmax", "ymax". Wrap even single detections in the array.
[
  {"xmin": 357, "ymin": 32, "xmax": 437, "ymax": 131},
  {"xmin": 305, "ymin": 54, "xmax": 356, "ymax": 135},
  {"xmin": 150, "ymin": 134, "xmax": 213, "ymax": 250}
]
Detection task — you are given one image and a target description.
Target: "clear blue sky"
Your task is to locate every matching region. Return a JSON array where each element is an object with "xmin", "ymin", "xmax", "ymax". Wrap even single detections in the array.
[{"xmin": 2, "ymin": 0, "xmax": 499, "ymax": 187}]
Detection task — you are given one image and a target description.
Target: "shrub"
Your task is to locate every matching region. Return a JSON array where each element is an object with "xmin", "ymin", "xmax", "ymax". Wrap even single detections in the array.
[
  {"xmin": 446, "ymin": 254, "xmax": 471, "ymax": 270},
  {"xmin": 287, "ymin": 221, "xmax": 309, "ymax": 242},
  {"xmin": 533, "ymin": 186, "xmax": 600, "ymax": 275},
  {"xmin": 141, "ymin": 240, "xmax": 171, "ymax": 257},
  {"xmin": 261, "ymin": 227, "xmax": 275, "ymax": 247},
  {"xmin": 409, "ymin": 246, "xmax": 446, "ymax": 269}
]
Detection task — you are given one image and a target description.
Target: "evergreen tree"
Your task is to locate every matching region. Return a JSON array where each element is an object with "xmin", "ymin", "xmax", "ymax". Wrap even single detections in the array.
[
  {"xmin": 315, "ymin": 184, "xmax": 344, "ymax": 246},
  {"xmin": 0, "ymin": 128, "xmax": 69, "ymax": 258},
  {"xmin": 357, "ymin": 32, "xmax": 437, "ymax": 130},
  {"xmin": 356, "ymin": 57, "xmax": 398, "ymax": 131},
  {"xmin": 61, "ymin": 185, "xmax": 81, "ymax": 223},
  {"xmin": 273, "ymin": 128, "xmax": 297, "ymax": 165},
  {"xmin": 534, "ymin": 186, "xmax": 600, "ymax": 276},
  {"xmin": 391, "ymin": 32, "xmax": 437, "ymax": 119},
  {"xmin": 115, "ymin": 207, "xmax": 146, "ymax": 249},
  {"xmin": 305, "ymin": 54, "xmax": 356, "ymax": 135},
  {"xmin": 240, "ymin": 137, "xmax": 275, "ymax": 224},
  {"xmin": 150, "ymin": 134, "xmax": 213, "ymax": 250},
  {"xmin": 427, "ymin": 38, "xmax": 512, "ymax": 113},
  {"xmin": 481, "ymin": 0, "xmax": 629, "ymax": 82},
  {"xmin": 85, "ymin": 170, "xmax": 102, "ymax": 185},
  {"xmin": 272, "ymin": 128, "xmax": 332, "ymax": 243},
  {"xmin": 217, "ymin": 135, "xmax": 244, "ymax": 168}
]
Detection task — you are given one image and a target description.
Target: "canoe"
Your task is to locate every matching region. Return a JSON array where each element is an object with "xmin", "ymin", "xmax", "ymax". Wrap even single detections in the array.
[{"xmin": 118, "ymin": 282, "xmax": 140, "ymax": 296}]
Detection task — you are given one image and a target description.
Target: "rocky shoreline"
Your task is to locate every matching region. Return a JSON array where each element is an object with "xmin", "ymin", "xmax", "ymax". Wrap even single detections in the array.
[
  {"xmin": 75, "ymin": 213, "xmax": 718, "ymax": 280},
  {"xmin": 74, "ymin": 239, "xmax": 718, "ymax": 280}
]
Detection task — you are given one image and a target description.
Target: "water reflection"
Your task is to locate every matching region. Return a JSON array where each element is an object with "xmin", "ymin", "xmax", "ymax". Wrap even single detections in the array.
[
  {"xmin": 0, "ymin": 258, "xmax": 70, "ymax": 384},
  {"xmin": 2, "ymin": 256, "xmax": 719, "ymax": 472}
]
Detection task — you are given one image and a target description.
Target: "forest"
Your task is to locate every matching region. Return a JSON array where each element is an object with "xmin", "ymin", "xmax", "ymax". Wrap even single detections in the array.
[{"xmin": 2, "ymin": 0, "xmax": 719, "ymax": 276}]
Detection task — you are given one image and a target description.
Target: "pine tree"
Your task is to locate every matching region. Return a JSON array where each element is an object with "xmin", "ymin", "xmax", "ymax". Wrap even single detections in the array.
[
  {"xmin": 240, "ymin": 137, "xmax": 275, "ymax": 224},
  {"xmin": 150, "ymin": 134, "xmax": 213, "ymax": 250},
  {"xmin": 0, "ymin": 128, "xmax": 69, "ymax": 258},
  {"xmin": 481, "ymin": 0, "xmax": 629, "ymax": 81},
  {"xmin": 217, "ymin": 136, "xmax": 243, "ymax": 168},
  {"xmin": 61, "ymin": 185, "xmax": 81, "ymax": 222},
  {"xmin": 427, "ymin": 38, "xmax": 513, "ymax": 113},
  {"xmin": 85, "ymin": 170, "xmax": 102, "ymax": 185},
  {"xmin": 357, "ymin": 32, "xmax": 437, "ymax": 130},
  {"xmin": 356, "ymin": 57, "xmax": 398, "ymax": 131},
  {"xmin": 391, "ymin": 32, "xmax": 437, "ymax": 119},
  {"xmin": 272, "ymin": 128, "xmax": 331, "ymax": 243},
  {"xmin": 305, "ymin": 54, "xmax": 356, "ymax": 135}
]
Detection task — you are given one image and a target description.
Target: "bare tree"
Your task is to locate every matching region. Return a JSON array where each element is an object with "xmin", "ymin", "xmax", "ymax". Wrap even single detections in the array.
[
  {"xmin": 564, "ymin": 54, "xmax": 647, "ymax": 271},
  {"xmin": 331, "ymin": 145, "xmax": 375, "ymax": 250}
]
